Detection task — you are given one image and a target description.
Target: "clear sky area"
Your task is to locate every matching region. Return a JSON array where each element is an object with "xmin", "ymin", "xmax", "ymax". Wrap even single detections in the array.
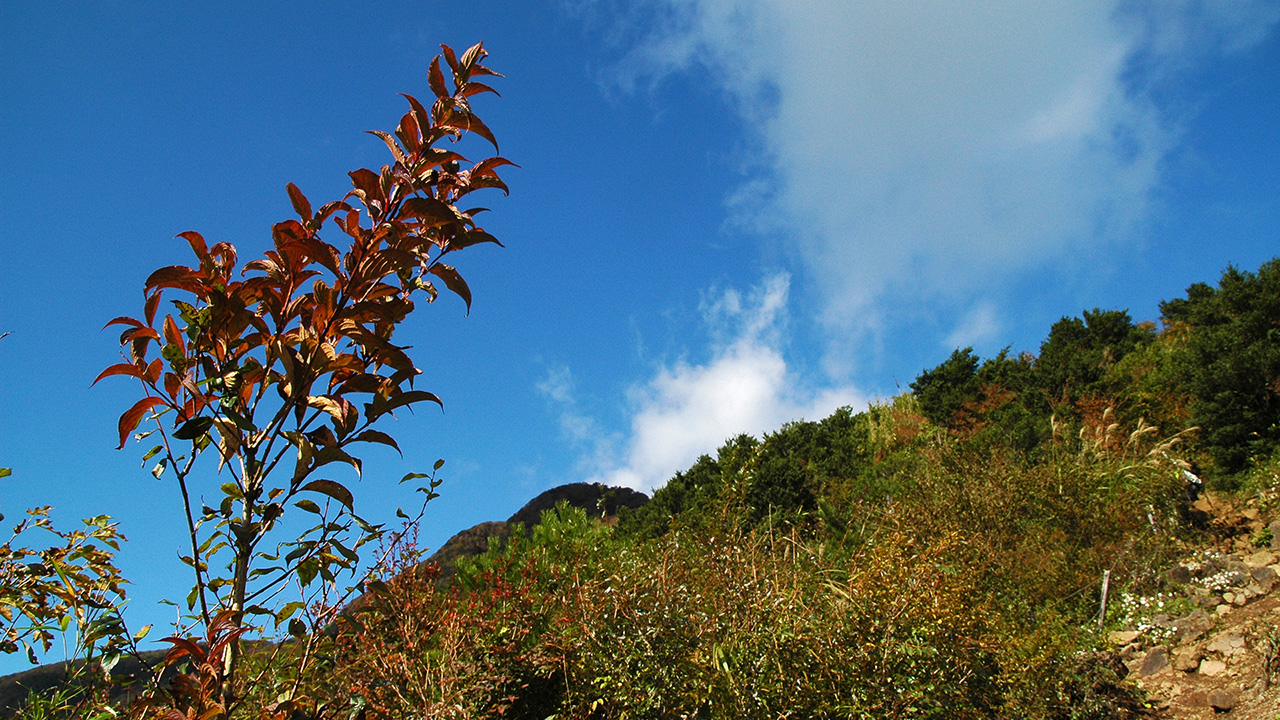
[{"xmin": 2, "ymin": 1, "xmax": 1278, "ymax": 670}]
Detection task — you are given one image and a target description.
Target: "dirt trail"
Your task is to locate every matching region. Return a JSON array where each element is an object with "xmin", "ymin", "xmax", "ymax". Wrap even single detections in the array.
[{"xmin": 1123, "ymin": 492, "xmax": 1280, "ymax": 719}]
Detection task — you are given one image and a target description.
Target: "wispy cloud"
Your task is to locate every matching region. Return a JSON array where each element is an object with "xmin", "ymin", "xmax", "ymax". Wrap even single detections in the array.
[
  {"xmin": 944, "ymin": 301, "xmax": 1003, "ymax": 352},
  {"xmin": 579, "ymin": 275, "xmax": 865, "ymax": 491},
  {"xmin": 606, "ymin": 0, "xmax": 1279, "ymax": 357}
]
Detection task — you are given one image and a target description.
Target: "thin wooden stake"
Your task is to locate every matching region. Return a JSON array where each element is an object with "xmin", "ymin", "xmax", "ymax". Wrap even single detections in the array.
[{"xmin": 1098, "ymin": 569, "xmax": 1111, "ymax": 630}]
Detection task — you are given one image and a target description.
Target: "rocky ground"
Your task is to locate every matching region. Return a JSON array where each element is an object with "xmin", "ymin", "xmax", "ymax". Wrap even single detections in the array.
[{"xmin": 1113, "ymin": 492, "xmax": 1280, "ymax": 719}]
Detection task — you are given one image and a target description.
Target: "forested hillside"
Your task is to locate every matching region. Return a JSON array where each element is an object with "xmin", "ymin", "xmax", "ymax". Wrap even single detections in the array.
[{"xmin": 10, "ymin": 258, "xmax": 1280, "ymax": 718}]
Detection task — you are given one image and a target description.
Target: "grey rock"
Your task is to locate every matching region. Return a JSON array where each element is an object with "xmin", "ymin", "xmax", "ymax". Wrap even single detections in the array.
[
  {"xmin": 1207, "ymin": 689, "xmax": 1235, "ymax": 711},
  {"xmin": 1251, "ymin": 565, "xmax": 1278, "ymax": 591},
  {"xmin": 1269, "ymin": 520, "xmax": 1280, "ymax": 550},
  {"xmin": 1167, "ymin": 564, "xmax": 1192, "ymax": 584},
  {"xmin": 1137, "ymin": 646, "xmax": 1169, "ymax": 677}
]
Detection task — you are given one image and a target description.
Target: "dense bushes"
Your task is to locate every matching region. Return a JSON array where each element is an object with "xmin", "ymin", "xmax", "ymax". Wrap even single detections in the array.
[
  {"xmin": 302, "ymin": 384, "xmax": 1189, "ymax": 719},
  {"xmin": 320, "ymin": 504, "xmax": 1004, "ymax": 719}
]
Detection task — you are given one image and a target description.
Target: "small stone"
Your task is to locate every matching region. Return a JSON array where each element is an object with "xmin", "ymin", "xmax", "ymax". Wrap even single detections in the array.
[
  {"xmin": 1180, "ymin": 628, "xmax": 1205, "ymax": 644},
  {"xmin": 1216, "ymin": 604, "xmax": 1233, "ymax": 617},
  {"xmin": 1109, "ymin": 630, "xmax": 1140, "ymax": 646},
  {"xmin": 1202, "ymin": 595, "xmax": 1223, "ymax": 609},
  {"xmin": 1252, "ymin": 565, "xmax": 1278, "ymax": 589},
  {"xmin": 1173, "ymin": 646, "xmax": 1204, "ymax": 672},
  {"xmin": 1232, "ymin": 592, "xmax": 1247, "ymax": 606},
  {"xmin": 1269, "ymin": 520, "xmax": 1280, "ymax": 550},
  {"xmin": 1207, "ymin": 689, "xmax": 1235, "ymax": 711},
  {"xmin": 1223, "ymin": 591, "xmax": 1236, "ymax": 604},
  {"xmin": 1207, "ymin": 634, "xmax": 1244, "ymax": 655},
  {"xmin": 1207, "ymin": 635, "xmax": 1232, "ymax": 654},
  {"xmin": 1185, "ymin": 608, "xmax": 1213, "ymax": 630},
  {"xmin": 1167, "ymin": 564, "xmax": 1192, "ymax": 584},
  {"xmin": 1246, "ymin": 550, "xmax": 1277, "ymax": 568},
  {"xmin": 1138, "ymin": 646, "xmax": 1169, "ymax": 677},
  {"xmin": 1199, "ymin": 658, "xmax": 1227, "ymax": 676}
]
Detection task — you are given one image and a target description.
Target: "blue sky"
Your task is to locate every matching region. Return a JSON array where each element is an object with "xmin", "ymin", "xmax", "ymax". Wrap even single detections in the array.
[{"xmin": 2, "ymin": 1, "xmax": 1278, "ymax": 668}]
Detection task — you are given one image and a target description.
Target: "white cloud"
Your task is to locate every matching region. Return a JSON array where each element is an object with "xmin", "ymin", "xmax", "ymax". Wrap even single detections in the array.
[
  {"xmin": 610, "ymin": 0, "xmax": 1279, "ymax": 357},
  {"xmin": 587, "ymin": 275, "xmax": 866, "ymax": 491},
  {"xmin": 536, "ymin": 363, "xmax": 620, "ymax": 467},
  {"xmin": 944, "ymin": 301, "xmax": 1003, "ymax": 352}
]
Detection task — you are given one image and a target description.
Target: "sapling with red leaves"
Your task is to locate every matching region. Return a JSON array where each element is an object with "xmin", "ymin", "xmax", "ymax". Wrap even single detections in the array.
[{"xmin": 97, "ymin": 42, "xmax": 511, "ymax": 707}]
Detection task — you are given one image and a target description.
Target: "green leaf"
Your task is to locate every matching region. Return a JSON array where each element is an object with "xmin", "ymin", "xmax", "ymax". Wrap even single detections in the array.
[
  {"xmin": 313, "ymin": 446, "xmax": 362, "ymax": 477},
  {"xmin": 297, "ymin": 558, "xmax": 318, "ymax": 587},
  {"xmin": 172, "ymin": 416, "xmax": 214, "ymax": 440},
  {"xmin": 400, "ymin": 472, "xmax": 430, "ymax": 484},
  {"xmin": 0, "ymin": 468, "xmax": 10, "ymax": 479},
  {"xmin": 433, "ymin": 458, "xmax": 445, "ymax": 471},
  {"xmin": 301, "ymin": 479, "xmax": 354, "ymax": 510},
  {"xmin": 294, "ymin": 499, "xmax": 322, "ymax": 514},
  {"xmin": 369, "ymin": 390, "xmax": 442, "ymax": 421},
  {"xmin": 350, "ymin": 429, "xmax": 401, "ymax": 454},
  {"xmin": 275, "ymin": 601, "xmax": 305, "ymax": 626}
]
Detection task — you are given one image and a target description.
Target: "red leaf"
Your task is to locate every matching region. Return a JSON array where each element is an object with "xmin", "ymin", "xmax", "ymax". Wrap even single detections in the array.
[
  {"xmin": 92, "ymin": 362, "xmax": 144, "ymax": 386},
  {"xmin": 367, "ymin": 130, "xmax": 407, "ymax": 165},
  {"xmin": 403, "ymin": 197, "xmax": 459, "ymax": 227},
  {"xmin": 103, "ymin": 316, "xmax": 144, "ymax": 330},
  {"xmin": 164, "ymin": 372, "xmax": 181, "ymax": 399},
  {"xmin": 119, "ymin": 326, "xmax": 162, "ymax": 346},
  {"xmin": 463, "ymin": 175, "xmax": 510, "ymax": 197},
  {"xmin": 396, "ymin": 111, "xmax": 421, "ymax": 153},
  {"xmin": 428, "ymin": 263, "xmax": 472, "ymax": 314},
  {"xmin": 440, "ymin": 44, "xmax": 460, "ymax": 75},
  {"xmin": 460, "ymin": 81, "xmax": 500, "ymax": 99},
  {"xmin": 178, "ymin": 231, "xmax": 208, "ymax": 260},
  {"xmin": 144, "ymin": 266, "xmax": 202, "ymax": 295},
  {"xmin": 440, "ymin": 108, "xmax": 498, "ymax": 152},
  {"xmin": 468, "ymin": 64, "xmax": 503, "ymax": 79},
  {"xmin": 146, "ymin": 358, "xmax": 163, "ymax": 384},
  {"xmin": 163, "ymin": 315, "xmax": 185, "ymax": 354},
  {"xmin": 452, "ymin": 230, "xmax": 504, "ymax": 250},
  {"xmin": 469, "ymin": 157, "xmax": 516, "ymax": 179},
  {"xmin": 348, "ymin": 168, "xmax": 382, "ymax": 203},
  {"xmin": 401, "ymin": 94, "xmax": 432, "ymax": 137},
  {"xmin": 160, "ymin": 635, "xmax": 206, "ymax": 664},
  {"xmin": 459, "ymin": 42, "xmax": 486, "ymax": 74},
  {"xmin": 117, "ymin": 397, "xmax": 165, "ymax": 449},
  {"xmin": 286, "ymin": 182, "xmax": 313, "ymax": 222},
  {"xmin": 428, "ymin": 56, "xmax": 448, "ymax": 99},
  {"xmin": 144, "ymin": 291, "xmax": 161, "ymax": 326}
]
